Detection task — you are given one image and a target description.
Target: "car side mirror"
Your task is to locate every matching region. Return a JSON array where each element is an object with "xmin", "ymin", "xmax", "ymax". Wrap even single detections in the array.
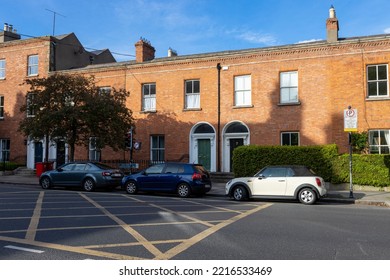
[
  {"xmin": 258, "ymin": 175, "xmax": 265, "ymax": 179},
  {"xmin": 57, "ymin": 168, "xmax": 63, "ymax": 172}
]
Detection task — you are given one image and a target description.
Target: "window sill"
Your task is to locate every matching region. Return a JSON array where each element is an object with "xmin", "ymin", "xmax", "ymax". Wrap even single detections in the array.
[
  {"xmin": 233, "ymin": 105, "xmax": 254, "ymax": 109},
  {"xmin": 366, "ymin": 96, "xmax": 390, "ymax": 101},
  {"xmin": 140, "ymin": 110, "xmax": 157, "ymax": 114},
  {"xmin": 183, "ymin": 108, "xmax": 202, "ymax": 112},
  {"xmin": 27, "ymin": 74, "xmax": 39, "ymax": 78},
  {"xmin": 278, "ymin": 101, "xmax": 301, "ymax": 106}
]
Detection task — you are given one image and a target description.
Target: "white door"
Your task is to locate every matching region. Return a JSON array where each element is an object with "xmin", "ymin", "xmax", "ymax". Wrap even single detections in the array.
[{"xmin": 252, "ymin": 167, "xmax": 287, "ymax": 196}]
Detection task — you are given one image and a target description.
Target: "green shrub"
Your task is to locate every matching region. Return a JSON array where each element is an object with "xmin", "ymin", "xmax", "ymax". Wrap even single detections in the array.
[
  {"xmin": 331, "ymin": 154, "xmax": 390, "ymax": 187},
  {"xmin": 0, "ymin": 162, "xmax": 21, "ymax": 171}
]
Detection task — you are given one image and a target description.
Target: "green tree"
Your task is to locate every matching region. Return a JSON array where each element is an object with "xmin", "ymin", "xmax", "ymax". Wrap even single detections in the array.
[{"xmin": 19, "ymin": 73, "xmax": 134, "ymax": 162}]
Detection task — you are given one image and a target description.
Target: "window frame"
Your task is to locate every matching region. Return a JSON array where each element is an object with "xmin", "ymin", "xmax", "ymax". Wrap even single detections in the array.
[
  {"xmin": 185, "ymin": 79, "xmax": 200, "ymax": 109},
  {"xmin": 234, "ymin": 75, "xmax": 252, "ymax": 107},
  {"xmin": 280, "ymin": 71, "xmax": 299, "ymax": 104},
  {"xmin": 0, "ymin": 59, "xmax": 5, "ymax": 79},
  {"xmin": 99, "ymin": 86, "xmax": 111, "ymax": 95},
  {"xmin": 368, "ymin": 129, "xmax": 390, "ymax": 154},
  {"xmin": 0, "ymin": 139, "xmax": 10, "ymax": 162},
  {"xmin": 27, "ymin": 55, "xmax": 39, "ymax": 76},
  {"xmin": 142, "ymin": 83, "xmax": 156, "ymax": 112},
  {"xmin": 150, "ymin": 135, "xmax": 165, "ymax": 162},
  {"xmin": 0, "ymin": 95, "xmax": 4, "ymax": 119},
  {"xmin": 89, "ymin": 137, "xmax": 101, "ymax": 161},
  {"xmin": 281, "ymin": 132, "xmax": 300, "ymax": 146},
  {"xmin": 367, "ymin": 64, "xmax": 389, "ymax": 98},
  {"xmin": 26, "ymin": 92, "xmax": 36, "ymax": 117}
]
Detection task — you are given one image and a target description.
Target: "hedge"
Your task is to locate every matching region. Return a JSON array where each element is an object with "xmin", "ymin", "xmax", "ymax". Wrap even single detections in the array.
[
  {"xmin": 232, "ymin": 144, "xmax": 338, "ymax": 181},
  {"xmin": 0, "ymin": 162, "xmax": 21, "ymax": 171},
  {"xmin": 331, "ymin": 154, "xmax": 390, "ymax": 187}
]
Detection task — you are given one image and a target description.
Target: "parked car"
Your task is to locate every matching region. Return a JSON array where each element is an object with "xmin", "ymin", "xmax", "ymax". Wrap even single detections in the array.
[
  {"xmin": 39, "ymin": 162, "xmax": 124, "ymax": 191},
  {"xmin": 225, "ymin": 165, "xmax": 327, "ymax": 205},
  {"xmin": 121, "ymin": 162, "xmax": 212, "ymax": 198}
]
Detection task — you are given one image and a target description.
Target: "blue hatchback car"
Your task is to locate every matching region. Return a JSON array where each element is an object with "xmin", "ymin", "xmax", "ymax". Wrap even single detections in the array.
[{"xmin": 121, "ymin": 162, "xmax": 212, "ymax": 198}]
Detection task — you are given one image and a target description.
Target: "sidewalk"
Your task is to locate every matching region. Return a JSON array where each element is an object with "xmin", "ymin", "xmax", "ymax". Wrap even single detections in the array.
[{"xmin": 1, "ymin": 174, "xmax": 389, "ymax": 208}]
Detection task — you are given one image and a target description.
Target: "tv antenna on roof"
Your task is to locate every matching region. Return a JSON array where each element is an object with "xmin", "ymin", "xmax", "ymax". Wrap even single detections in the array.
[{"xmin": 45, "ymin": 9, "xmax": 66, "ymax": 36}]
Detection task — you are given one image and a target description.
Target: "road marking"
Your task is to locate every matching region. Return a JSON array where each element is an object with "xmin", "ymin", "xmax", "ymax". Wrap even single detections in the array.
[
  {"xmin": 154, "ymin": 203, "xmax": 273, "ymax": 260},
  {"xmin": 4, "ymin": 245, "xmax": 44, "ymax": 254},
  {"xmin": 79, "ymin": 193, "xmax": 163, "ymax": 258},
  {"xmin": 25, "ymin": 191, "xmax": 44, "ymax": 241},
  {"xmin": 123, "ymin": 195, "xmax": 219, "ymax": 228},
  {"xmin": 0, "ymin": 235, "xmax": 143, "ymax": 260}
]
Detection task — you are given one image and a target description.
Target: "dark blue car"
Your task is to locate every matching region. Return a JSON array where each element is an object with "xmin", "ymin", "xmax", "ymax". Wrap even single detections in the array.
[{"xmin": 121, "ymin": 162, "xmax": 212, "ymax": 198}]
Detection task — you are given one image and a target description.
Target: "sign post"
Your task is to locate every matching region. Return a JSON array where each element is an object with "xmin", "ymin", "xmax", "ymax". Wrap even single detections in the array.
[{"xmin": 344, "ymin": 106, "xmax": 357, "ymax": 198}]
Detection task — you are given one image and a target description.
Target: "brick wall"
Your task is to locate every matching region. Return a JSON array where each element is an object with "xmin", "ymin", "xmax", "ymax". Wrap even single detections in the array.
[
  {"xmin": 73, "ymin": 38, "xmax": 390, "ymax": 163},
  {"xmin": 0, "ymin": 38, "xmax": 51, "ymax": 163}
]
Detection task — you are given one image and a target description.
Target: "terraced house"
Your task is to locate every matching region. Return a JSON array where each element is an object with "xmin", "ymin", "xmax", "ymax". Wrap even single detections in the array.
[{"xmin": 1, "ymin": 7, "xmax": 389, "ymax": 172}]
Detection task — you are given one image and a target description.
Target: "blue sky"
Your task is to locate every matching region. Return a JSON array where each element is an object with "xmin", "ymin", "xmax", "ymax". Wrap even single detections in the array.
[{"xmin": 2, "ymin": 0, "xmax": 390, "ymax": 61}]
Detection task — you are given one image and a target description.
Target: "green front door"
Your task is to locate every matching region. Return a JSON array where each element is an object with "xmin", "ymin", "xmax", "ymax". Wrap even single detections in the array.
[{"xmin": 198, "ymin": 139, "xmax": 211, "ymax": 170}]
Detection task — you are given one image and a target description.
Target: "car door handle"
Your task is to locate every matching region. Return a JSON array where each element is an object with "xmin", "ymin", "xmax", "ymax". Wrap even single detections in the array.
[{"xmin": 278, "ymin": 180, "xmax": 285, "ymax": 182}]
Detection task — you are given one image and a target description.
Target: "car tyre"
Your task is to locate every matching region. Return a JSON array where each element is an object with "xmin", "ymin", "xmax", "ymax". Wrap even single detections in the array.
[
  {"xmin": 177, "ymin": 183, "xmax": 191, "ymax": 198},
  {"xmin": 298, "ymin": 188, "xmax": 317, "ymax": 205},
  {"xmin": 232, "ymin": 185, "xmax": 248, "ymax": 201},
  {"xmin": 125, "ymin": 181, "xmax": 138, "ymax": 194},
  {"xmin": 40, "ymin": 176, "xmax": 52, "ymax": 189},
  {"xmin": 83, "ymin": 178, "xmax": 95, "ymax": 192}
]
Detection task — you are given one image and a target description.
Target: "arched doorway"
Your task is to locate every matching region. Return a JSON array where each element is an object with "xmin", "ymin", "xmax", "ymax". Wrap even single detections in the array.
[
  {"xmin": 189, "ymin": 122, "xmax": 216, "ymax": 171},
  {"xmin": 222, "ymin": 121, "xmax": 250, "ymax": 172}
]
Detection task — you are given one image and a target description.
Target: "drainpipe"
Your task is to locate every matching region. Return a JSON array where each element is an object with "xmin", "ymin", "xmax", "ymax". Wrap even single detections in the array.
[{"xmin": 216, "ymin": 63, "xmax": 222, "ymax": 172}]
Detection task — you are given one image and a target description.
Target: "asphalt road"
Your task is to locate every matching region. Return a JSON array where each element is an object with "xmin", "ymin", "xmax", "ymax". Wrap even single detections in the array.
[{"xmin": 0, "ymin": 184, "xmax": 389, "ymax": 260}]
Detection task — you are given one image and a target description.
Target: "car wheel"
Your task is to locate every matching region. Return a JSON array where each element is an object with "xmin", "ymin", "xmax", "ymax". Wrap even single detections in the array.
[
  {"xmin": 232, "ymin": 185, "xmax": 248, "ymax": 201},
  {"xmin": 83, "ymin": 178, "xmax": 95, "ymax": 192},
  {"xmin": 40, "ymin": 176, "xmax": 52, "ymax": 189},
  {"xmin": 125, "ymin": 181, "xmax": 138, "ymax": 194},
  {"xmin": 177, "ymin": 183, "xmax": 191, "ymax": 198},
  {"xmin": 298, "ymin": 188, "xmax": 317, "ymax": 205}
]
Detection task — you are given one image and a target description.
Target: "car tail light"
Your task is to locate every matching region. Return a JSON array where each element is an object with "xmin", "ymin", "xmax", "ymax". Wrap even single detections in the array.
[
  {"xmin": 192, "ymin": 173, "xmax": 202, "ymax": 180},
  {"xmin": 315, "ymin": 178, "xmax": 322, "ymax": 187},
  {"xmin": 102, "ymin": 171, "xmax": 111, "ymax": 176}
]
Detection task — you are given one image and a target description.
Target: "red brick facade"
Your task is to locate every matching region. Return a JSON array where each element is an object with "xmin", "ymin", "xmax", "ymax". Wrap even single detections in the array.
[
  {"xmin": 1, "ymin": 8, "xmax": 390, "ymax": 171},
  {"xmin": 76, "ymin": 38, "xmax": 390, "ymax": 171}
]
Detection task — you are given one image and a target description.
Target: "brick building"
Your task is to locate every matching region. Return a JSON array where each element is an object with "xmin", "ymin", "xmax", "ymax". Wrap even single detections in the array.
[
  {"xmin": 1, "ymin": 7, "xmax": 389, "ymax": 172},
  {"xmin": 0, "ymin": 24, "xmax": 115, "ymax": 168}
]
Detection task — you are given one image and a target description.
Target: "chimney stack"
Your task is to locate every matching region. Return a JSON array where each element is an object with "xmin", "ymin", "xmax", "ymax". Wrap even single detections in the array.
[
  {"xmin": 168, "ymin": 47, "xmax": 177, "ymax": 57},
  {"xmin": 326, "ymin": 5, "xmax": 339, "ymax": 43},
  {"xmin": 1, "ymin": 23, "xmax": 21, "ymax": 43},
  {"xmin": 135, "ymin": 38, "xmax": 155, "ymax": 63}
]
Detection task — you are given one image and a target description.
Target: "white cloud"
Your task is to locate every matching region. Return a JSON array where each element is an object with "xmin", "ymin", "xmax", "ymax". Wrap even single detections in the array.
[
  {"xmin": 296, "ymin": 39, "xmax": 323, "ymax": 44},
  {"xmin": 384, "ymin": 27, "xmax": 390, "ymax": 33},
  {"xmin": 225, "ymin": 28, "xmax": 277, "ymax": 46}
]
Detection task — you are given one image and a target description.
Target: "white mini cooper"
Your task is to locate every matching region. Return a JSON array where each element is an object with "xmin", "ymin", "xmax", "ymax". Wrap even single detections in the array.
[{"xmin": 225, "ymin": 165, "xmax": 327, "ymax": 205}]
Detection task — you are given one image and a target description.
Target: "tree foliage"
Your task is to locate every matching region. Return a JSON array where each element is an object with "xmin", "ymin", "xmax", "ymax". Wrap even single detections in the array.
[{"xmin": 19, "ymin": 73, "xmax": 134, "ymax": 161}]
